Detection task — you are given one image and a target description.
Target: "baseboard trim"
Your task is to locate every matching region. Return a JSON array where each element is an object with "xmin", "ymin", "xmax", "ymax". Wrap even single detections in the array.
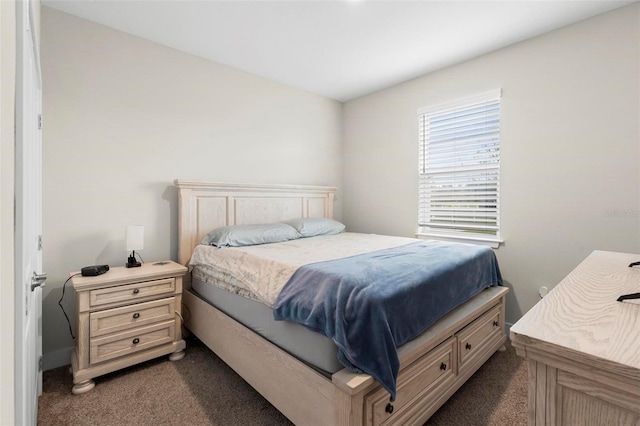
[
  {"xmin": 42, "ymin": 323, "xmax": 517, "ymax": 371},
  {"xmin": 505, "ymin": 322, "xmax": 513, "ymax": 338},
  {"xmin": 43, "ymin": 346, "xmax": 72, "ymax": 371}
]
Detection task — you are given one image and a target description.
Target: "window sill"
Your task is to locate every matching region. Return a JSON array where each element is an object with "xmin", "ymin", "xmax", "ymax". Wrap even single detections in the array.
[{"xmin": 415, "ymin": 232, "xmax": 503, "ymax": 249}]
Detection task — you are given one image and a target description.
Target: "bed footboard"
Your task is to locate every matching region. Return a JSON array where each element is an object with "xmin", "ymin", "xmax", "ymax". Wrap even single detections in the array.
[{"xmin": 184, "ymin": 286, "xmax": 508, "ymax": 426}]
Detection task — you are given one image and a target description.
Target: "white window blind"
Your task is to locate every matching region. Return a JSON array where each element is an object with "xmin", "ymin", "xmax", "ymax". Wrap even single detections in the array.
[{"xmin": 418, "ymin": 90, "xmax": 501, "ymax": 243}]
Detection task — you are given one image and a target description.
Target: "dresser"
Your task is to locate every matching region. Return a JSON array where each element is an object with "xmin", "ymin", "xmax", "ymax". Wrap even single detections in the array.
[
  {"xmin": 70, "ymin": 261, "xmax": 187, "ymax": 394},
  {"xmin": 510, "ymin": 251, "xmax": 640, "ymax": 425}
]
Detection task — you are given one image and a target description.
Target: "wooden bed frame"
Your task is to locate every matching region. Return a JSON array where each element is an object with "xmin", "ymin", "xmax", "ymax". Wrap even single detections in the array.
[{"xmin": 174, "ymin": 180, "xmax": 508, "ymax": 426}]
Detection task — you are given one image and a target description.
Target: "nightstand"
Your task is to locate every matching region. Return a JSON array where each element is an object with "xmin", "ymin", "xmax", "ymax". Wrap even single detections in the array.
[{"xmin": 70, "ymin": 261, "xmax": 187, "ymax": 394}]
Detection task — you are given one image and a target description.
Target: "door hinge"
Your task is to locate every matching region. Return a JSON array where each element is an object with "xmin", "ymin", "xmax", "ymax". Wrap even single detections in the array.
[
  {"xmin": 38, "ymin": 114, "xmax": 42, "ymax": 129},
  {"xmin": 38, "ymin": 356, "xmax": 43, "ymax": 372},
  {"xmin": 38, "ymin": 235, "xmax": 43, "ymax": 250}
]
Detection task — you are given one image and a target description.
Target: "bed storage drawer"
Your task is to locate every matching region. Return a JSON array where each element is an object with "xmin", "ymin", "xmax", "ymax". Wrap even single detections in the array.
[
  {"xmin": 89, "ymin": 278, "xmax": 176, "ymax": 308},
  {"xmin": 364, "ymin": 337, "xmax": 456, "ymax": 426},
  {"xmin": 90, "ymin": 297, "xmax": 175, "ymax": 338},
  {"xmin": 456, "ymin": 304, "xmax": 502, "ymax": 372},
  {"xmin": 89, "ymin": 320, "xmax": 175, "ymax": 365}
]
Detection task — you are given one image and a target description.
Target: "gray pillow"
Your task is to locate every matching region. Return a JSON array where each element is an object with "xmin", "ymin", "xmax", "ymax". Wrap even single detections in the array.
[
  {"xmin": 283, "ymin": 218, "xmax": 345, "ymax": 238},
  {"xmin": 201, "ymin": 223, "xmax": 300, "ymax": 247}
]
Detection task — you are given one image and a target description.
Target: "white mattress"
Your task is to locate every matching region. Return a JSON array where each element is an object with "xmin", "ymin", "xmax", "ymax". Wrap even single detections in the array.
[
  {"xmin": 188, "ymin": 233, "xmax": 421, "ymax": 374},
  {"xmin": 189, "ymin": 232, "xmax": 417, "ymax": 306},
  {"xmin": 190, "ymin": 276, "xmax": 344, "ymax": 374}
]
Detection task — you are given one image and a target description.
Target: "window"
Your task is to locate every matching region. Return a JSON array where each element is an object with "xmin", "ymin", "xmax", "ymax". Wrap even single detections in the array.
[{"xmin": 417, "ymin": 90, "xmax": 502, "ymax": 246}]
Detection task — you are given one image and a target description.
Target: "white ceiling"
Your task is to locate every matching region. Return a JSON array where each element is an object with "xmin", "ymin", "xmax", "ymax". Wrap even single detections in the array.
[{"xmin": 42, "ymin": 0, "xmax": 636, "ymax": 101}]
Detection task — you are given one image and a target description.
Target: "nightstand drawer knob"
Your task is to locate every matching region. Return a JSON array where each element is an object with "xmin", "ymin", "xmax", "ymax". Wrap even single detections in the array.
[
  {"xmin": 132, "ymin": 338, "xmax": 140, "ymax": 345},
  {"xmin": 132, "ymin": 313, "xmax": 140, "ymax": 319},
  {"xmin": 132, "ymin": 289, "xmax": 140, "ymax": 295}
]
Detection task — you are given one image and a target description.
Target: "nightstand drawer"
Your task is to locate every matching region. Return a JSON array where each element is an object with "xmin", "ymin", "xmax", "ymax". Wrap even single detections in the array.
[
  {"xmin": 89, "ymin": 278, "xmax": 175, "ymax": 308},
  {"xmin": 90, "ymin": 321, "xmax": 175, "ymax": 365},
  {"xmin": 90, "ymin": 297, "xmax": 175, "ymax": 338}
]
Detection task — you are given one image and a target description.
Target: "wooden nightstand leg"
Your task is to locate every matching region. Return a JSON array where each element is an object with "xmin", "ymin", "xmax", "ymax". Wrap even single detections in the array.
[
  {"xmin": 169, "ymin": 349, "xmax": 185, "ymax": 361},
  {"xmin": 498, "ymin": 345, "xmax": 507, "ymax": 352},
  {"xmin": 72, "ymin": 380, "xmax": 95, "ymax": 395}
]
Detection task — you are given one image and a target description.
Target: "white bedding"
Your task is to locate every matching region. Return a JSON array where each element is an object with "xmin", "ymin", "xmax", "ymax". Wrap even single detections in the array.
[{"xmin": 189, "ymin": 232, "xmax": 417, "ymax": 307}]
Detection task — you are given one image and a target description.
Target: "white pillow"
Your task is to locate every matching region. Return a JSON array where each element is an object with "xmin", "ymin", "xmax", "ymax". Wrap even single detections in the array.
[
  {"xmin": 282, "ymin": 218, "xmax": 345, "ymax": 238},
  {"xmin": 201, "ymin": 223, "xmax": 300, "ymax": 247}
]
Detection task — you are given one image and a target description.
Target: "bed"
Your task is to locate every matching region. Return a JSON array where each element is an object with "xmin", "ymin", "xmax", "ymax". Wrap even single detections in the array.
[{"xmin": 174, "ymin": 180, "xmax": 508, "ymax": 426}]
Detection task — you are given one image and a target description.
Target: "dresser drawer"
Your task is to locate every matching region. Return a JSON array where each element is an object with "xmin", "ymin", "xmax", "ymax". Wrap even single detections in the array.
[
  {"xmin": 89, "ymin": 278, "xmax": 175, "ymax": 308},
  {"xmin": 457, "ymin": 304, "xmax": 502, "ymax": 371},
  {"xmin": 364, "ymin": 337, "xmax": 456, "ymax": 426},
  {"xmin": 90, "ymin": 297, "xmax": 175, "ymax": 338},
  {"xmin": 90, "ymin": 321, "xmax": 175, "ymax": 365}
]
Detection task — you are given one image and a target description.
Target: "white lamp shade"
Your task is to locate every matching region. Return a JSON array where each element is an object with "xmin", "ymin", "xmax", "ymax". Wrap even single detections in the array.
[{"xmin": 126, "ymin": 225, "xmax": 144, "ymax": 251}]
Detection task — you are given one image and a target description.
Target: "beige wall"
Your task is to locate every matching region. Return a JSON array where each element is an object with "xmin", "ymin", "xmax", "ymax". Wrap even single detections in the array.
[
  {"xmin": 1, "ymin": 1, "xmax": 16, "ymax": 422},
  {"xmin": 41, "ymin": 3, "xmax": 640, "ymax": 367},
  {"xmin": 342, "ymin": 4, "xmax": 640, "ymax": 325},
  {"xmin": 41, "ymin": 8, "xmax": 343, "ymax": 366}
]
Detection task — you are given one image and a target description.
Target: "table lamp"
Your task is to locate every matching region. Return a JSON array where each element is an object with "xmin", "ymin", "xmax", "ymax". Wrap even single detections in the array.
[{"xmin": 126, "ymin": 225, "xmax": 144, "ymax": 268}]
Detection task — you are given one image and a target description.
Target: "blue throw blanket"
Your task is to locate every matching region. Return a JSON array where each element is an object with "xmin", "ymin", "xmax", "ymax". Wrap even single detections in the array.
[{"xmin": 273, "ymin": 240, "xmax": 502, "ymax": 400}]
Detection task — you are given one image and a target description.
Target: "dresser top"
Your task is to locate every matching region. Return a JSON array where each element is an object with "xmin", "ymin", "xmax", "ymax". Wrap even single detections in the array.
[
  {"xmin": 71, "ymin": 260, "xmax": 187, "ymax": 290},
  {"xmin": 510, "ymin": 250, "xmax": 640, "ymax": 370}
]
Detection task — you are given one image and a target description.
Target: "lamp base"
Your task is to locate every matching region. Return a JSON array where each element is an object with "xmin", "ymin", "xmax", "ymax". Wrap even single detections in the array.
[{"xmin": 126, "ymin": 255, "xmax": 141, "ymax": 268}]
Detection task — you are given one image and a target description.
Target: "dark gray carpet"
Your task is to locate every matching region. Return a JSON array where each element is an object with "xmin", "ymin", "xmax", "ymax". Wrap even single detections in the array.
[{"xmin": 38, "ymin": 338, "xmax": 527, "ymax": 425}]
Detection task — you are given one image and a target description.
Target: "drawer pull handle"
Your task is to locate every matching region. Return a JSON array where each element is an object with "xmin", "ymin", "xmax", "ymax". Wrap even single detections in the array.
[
  {"xmin": 132, "ymin": 313, "xmax": 140, "ymax": 319},
  {"xmin": 493, "ymin": 320, "xmax": 499, "ymax": 327},
  {"xmin": 385, "ymin": 403, "xmax": 394, "ymax": 414},
  {"xmin": 132, "ymin": 289, "xmax": 140, "ymax": 295},
  {"xmin": 440, "ymin": 362, "xmax": 447, "ymax": 371},
  {"xmin": 466, "ymin": 342, "xmax": 472, "ymax": 351},
  {"xmin": 132, "ymin": 338, "xmax": 140, "ymax": 345}
]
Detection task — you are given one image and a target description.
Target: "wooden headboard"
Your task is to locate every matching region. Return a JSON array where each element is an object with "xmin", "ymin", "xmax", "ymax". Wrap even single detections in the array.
[{"xmin": 173, "ymin": 180, "xmax": 337, "ymax": 267}]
